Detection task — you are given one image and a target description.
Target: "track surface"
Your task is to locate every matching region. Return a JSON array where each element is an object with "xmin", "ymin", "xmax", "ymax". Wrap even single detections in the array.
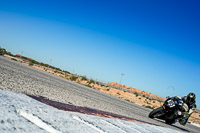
[{"xmin": 0, "ymin": 56, "xmax": 199, "ymax": 132}]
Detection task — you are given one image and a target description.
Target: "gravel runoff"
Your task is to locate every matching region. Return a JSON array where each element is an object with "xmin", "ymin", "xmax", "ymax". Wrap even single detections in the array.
[{"xmin": 0, "ymin": 90, "xmax": 183, "ymax": 133}]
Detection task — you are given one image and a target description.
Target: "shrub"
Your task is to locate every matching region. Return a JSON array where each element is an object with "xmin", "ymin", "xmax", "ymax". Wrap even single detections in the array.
[
  {"xmin": 85, "ymin": 84, "xmax": 91, "ymax": 88},
  {"xmin": 0, "ymin": 48, "xmax": 14, "ymax": 56},
  {"xmin": 70, "ymin": 75, "xmax": 78, "ymax": 81},
  {"xmin": 125, "ymin": 99, "xmax": 130, "ymax": 102},
  {"xmin": 81, "ymin": 76, "xmax": 87, "ymax": 81},
  {"xmin": 89, "ymin": 79, "xmax": 95, "ymax": 84},
  {"xmin": 11, "ymin": 58, "xmax": 17, "ymax": 61},
  {"xmin": 134, "ymin": 92, "xmax": 139, "ymax": 97},
  {"xmin": 145, "ymin": 105, "xmax": 154, "ymax": 109},
  {"xmin": 63, "ymin": 70, "xmax": 70, "ymax": 74},
  {"xmin": 29, "ymin": 61, "xmax": 34, "ymax": 66},
  {"xmin": 101, "ymin": 84, "xmax": 105, "ymax": 87}
]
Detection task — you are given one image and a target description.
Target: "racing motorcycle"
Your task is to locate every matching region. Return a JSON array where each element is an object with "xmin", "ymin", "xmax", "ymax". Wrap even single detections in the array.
[{"xmin": 149, "ymin": 96, "xmax": 189, "ymax": 125}]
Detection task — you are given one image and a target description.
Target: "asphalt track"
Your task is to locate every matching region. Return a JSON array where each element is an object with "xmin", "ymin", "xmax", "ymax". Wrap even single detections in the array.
[{"xmin": 0, "ymin": 56, "xmax": 199, "ymax": 132}]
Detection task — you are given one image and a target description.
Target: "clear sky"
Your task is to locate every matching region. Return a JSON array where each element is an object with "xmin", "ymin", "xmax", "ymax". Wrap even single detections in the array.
[{"xmin": 0, "ymin": 0, "xmax": 199, "ymax": 107}]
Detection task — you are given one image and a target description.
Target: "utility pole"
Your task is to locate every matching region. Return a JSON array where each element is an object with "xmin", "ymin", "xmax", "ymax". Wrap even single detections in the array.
[
  {"xmin": 49, "ymin": 59, "xmax": 52, "ymax": 71},
  {"xmin": 120, "ymin": 73, "xmax": 124, "ymax": 84}
]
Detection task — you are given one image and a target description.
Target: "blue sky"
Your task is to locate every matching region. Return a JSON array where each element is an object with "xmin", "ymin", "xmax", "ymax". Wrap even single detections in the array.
[{"xmin": 0, "ymin": 0, "xmax": 199, "ymax": 107}]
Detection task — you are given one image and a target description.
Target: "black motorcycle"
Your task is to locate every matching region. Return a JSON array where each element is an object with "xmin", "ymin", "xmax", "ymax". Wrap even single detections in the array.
[{"xmin": 149, "ymin": 97, "xmax": 188, "ymax": 125}]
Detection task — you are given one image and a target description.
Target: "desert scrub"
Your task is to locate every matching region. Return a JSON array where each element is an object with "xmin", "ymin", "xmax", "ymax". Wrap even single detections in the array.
[
  {"xmin": 117, "ymin": 92, "xmax": 121, "ymax": 95},
  {"xmin": 100, "ymin": 84, "xmax": 105, "ymax": 87},
  {"xmin": 54, "ymin": 70, "xmax": 58, "ymax": 73},
  {"xmin": 11, "ymin": 58, "xmax": 17, "ymax": 61},
  {"xmin": 89, "ymin": 79, "xmax": 95, "ymax": 84},
  {"xmin": 81, "ymin": 76, "xmax": 87, "ymax": 81},
  {"xmin": 85, "ymin": 84, "xmax": 91, "ymax": 88},
  {"xmin": 144, "ymin": 105, "xmax": 154, "ymax": 109},
  {"xmin": 147, "ymin": 102, "xmax": 150, "ymax": 104},
  {"xmin": 125, "ymin": 99, "xmax": 130, "ymax": 102},
  {"xmin": 29, "ymin": 61, "xmax": 34, "ymax": 66},
  {"xmin": 106, "ymin": 89, "xmax": 110, "ymax": 91},
  {"xmin": 70, "ymin": 75, "xmax": 78, "ymax": 81},
  {"xmin": 134, "ymin": 92, "xmax": 139, "ymax": 97}
]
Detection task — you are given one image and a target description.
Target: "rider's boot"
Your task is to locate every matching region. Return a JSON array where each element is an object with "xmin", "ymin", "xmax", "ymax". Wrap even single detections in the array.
[{"xmin": 179, "ymin": 114, "xmax": 190, "ymax": 126}]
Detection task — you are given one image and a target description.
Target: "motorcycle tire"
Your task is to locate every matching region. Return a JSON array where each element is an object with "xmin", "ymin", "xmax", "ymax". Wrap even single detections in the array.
[{"xmin": 149, "ymin": 107, "xmax": 163, "ymax": 118}]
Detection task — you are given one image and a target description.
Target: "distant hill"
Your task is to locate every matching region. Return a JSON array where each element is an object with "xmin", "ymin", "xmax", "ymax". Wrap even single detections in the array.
[{"xmin": 108, "ymin": 82, "xmax": 166, "ymax": 102}]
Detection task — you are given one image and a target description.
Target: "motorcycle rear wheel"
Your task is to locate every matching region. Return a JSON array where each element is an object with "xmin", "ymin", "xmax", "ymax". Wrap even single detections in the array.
[{"xmin": 149, "ymin": 107, "xmax": 163, "ymax": 118}]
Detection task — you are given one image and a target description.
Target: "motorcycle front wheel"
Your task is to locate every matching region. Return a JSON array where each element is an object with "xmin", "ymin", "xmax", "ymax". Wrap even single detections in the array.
[{"xmin": 149, "ymin": 107, "xmax": 164, "ymax": 118}]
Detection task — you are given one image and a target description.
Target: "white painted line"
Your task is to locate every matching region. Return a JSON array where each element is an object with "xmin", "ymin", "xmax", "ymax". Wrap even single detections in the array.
[
  {"xmin": 72, "ymin": 115, "xmax": 106, "ymax": 133},
  {"xmin": 100, "ymin": 119, "xmax": 127, "ymax": 133},
  {"xmin": 115, "ymin": 120, "xmax": 142, "ymax": 133},
  {"xmin": 17, "ymin": 110, "xmax": 62, "ymax": 133}
]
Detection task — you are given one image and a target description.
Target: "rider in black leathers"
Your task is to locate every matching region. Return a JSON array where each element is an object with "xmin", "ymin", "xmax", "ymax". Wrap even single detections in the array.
[
  {"xmin": 179, "ymin": 92, "xmax": 196, "ymax": 126},
  {"xmin": 166, "ymin": 92, "xmax": 196, "ymax": 126}
]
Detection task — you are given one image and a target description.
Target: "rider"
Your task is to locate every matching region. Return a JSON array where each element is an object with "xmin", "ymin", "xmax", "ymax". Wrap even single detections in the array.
[{"xmin": 179, "ymin": 92, "xmax": 196, "ymax": 126}]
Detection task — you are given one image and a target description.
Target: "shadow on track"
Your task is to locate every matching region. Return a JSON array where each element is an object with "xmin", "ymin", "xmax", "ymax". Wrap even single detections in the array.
[{"xmin": 153, "ymin": 118, "xmax": 190, "ymax": 132}]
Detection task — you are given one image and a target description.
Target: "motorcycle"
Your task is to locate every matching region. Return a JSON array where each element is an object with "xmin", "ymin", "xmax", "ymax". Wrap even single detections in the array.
[{"xmin": 149, "ymin": 96, "xmax": 189, "ymax": 125}]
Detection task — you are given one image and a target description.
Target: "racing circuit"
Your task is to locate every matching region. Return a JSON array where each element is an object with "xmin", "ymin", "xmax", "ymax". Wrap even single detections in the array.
[{"xmin": 0, "ymin": 56, "xmax": 199, "ymax": 133}]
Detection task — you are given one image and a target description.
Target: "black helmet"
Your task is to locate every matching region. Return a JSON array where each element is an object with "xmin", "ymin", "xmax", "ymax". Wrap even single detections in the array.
[{"xmin": 187, "ymin": 92, "xmax": 196, "ymax": 104}]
